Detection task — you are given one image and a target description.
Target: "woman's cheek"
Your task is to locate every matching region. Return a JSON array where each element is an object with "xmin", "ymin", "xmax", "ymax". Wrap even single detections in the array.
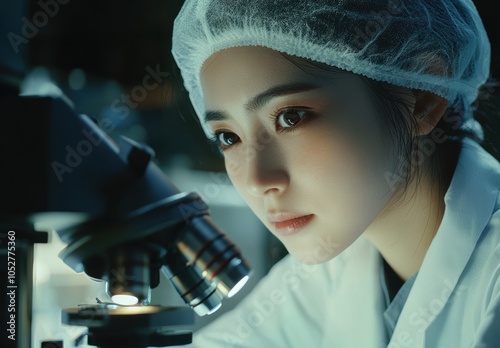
[
  {"xmin": 225, "ymin": 154, "xmax": 243, "ymax": 178},
  {"xmin": 224, "ymin": 143, "xmax": 249, "ymax": 177},
  {"xmin": 293, "ymin": 123, "xmax": 387, "ymax": 218},
  {"xmin": 224, "ymin": 147, "xmax": 254, "ymax": 200}
]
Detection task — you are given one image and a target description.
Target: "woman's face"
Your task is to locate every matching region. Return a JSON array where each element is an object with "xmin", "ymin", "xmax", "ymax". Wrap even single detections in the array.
[{"xmin": 201, "ymin": 46, "xmax": 400, "ymax": 264}]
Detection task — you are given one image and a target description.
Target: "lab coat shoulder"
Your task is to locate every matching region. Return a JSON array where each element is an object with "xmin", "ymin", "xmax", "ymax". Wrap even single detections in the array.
[
  {"xmin": 417, "ymin": 204, "xmax": 500, "ymax": 348},
  {"xmin": 190, "ymin": 239, "xmax": 366, "ymax": 348},
  {"xmin": 433, "ymin": 143, "xmax": 500, "ymax": 347},
  {"xmin": 390, "ymin": 140, "xmax": 500, "ymax": 348},
  {"xmin": 470, "ymin": 143, "xmax": 500, "ymax": 316},
  {"xmin": 470, "ymin": 198, "xmax": 500, "ymax": 347}
]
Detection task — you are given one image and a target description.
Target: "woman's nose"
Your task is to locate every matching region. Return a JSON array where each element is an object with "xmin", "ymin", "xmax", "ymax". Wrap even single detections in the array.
[{"xmin": 244, "ymin": 145, "xmax": 289, "ymax": 197}]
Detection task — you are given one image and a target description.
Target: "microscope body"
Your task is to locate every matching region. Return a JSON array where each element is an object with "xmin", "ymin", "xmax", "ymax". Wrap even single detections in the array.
[{"xmin": 0, "ymin": 95, "xmax": 251, "ymax": 347}]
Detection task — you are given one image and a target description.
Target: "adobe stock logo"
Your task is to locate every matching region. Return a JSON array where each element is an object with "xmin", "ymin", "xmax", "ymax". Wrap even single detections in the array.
[{"xmin": 7, "ymin": 0, "xmax": 71, "ymax": 54}]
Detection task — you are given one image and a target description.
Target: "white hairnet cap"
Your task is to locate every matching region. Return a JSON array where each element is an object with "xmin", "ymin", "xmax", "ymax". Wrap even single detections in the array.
[{"xmin": 172, "ymin": 0, "xmax": 491, "ymax": 136}]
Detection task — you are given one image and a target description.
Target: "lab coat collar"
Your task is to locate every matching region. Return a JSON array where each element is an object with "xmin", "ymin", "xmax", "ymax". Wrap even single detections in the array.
[{"xmin": 388, "ymin": 139, "xmax": 500, "ymax": 347}]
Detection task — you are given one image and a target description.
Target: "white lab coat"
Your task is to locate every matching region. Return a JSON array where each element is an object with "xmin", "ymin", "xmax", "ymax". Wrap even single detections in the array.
[{"xmin": 190, "ymin": 138, "xmax": 500, "ymax": 348}]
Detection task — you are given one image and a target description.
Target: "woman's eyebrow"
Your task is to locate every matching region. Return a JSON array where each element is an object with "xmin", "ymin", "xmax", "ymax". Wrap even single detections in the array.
[
  {"xmin": 244, "ymin": 82, "xmax": 320, "ymax": 111},
  {"xmin": 204, "ymin": 82, "xmax": 320, "ymax": 123}
]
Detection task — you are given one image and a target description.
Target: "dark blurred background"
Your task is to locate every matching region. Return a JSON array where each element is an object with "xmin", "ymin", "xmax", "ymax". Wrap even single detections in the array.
[{"xmin": 1, "ymin": 0, "xmax": 499, "ymax": 170}]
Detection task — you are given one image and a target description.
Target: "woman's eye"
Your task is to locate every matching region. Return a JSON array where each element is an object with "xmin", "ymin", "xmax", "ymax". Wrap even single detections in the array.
[
  {"xmin": 217, "ymin": 131, "xmax": 240, "ymax": 147},
  {"xmin": 276, "ymin": 109, "xmax": 307, "ymax": 129}
]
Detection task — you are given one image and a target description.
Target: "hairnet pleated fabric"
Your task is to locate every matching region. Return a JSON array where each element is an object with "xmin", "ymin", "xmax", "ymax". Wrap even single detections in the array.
[{"xmin": 172, "ymin": 0, "xmax": 490, "ymax": 136}]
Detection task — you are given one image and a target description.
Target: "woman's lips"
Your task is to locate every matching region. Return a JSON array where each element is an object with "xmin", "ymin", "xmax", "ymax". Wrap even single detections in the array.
[{"xmin": 267, "ymin": 213, "xmax": 315, "ymax": 236}]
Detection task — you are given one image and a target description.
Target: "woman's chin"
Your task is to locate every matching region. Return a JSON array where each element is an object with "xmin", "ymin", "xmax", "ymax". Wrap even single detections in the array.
[{"xmin": 286, "ymin": 244, "xmax": 343, "ymax": 265}]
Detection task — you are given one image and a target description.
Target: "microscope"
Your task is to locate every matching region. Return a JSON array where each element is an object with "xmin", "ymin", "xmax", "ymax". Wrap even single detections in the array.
[
  {"xmin": 0, "ymin": 4, "xmax": 251, "ymax": 347},
  {"xmin": 0, "ymin": 93, "xmax": 252, "ymax": 347},
  {"xmin": 0, "ymin": 1, "xmax": 251, "ymax": 348}
]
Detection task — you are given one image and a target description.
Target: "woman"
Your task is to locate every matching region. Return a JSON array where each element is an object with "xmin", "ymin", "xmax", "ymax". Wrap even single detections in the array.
[{"xmin": 171, "ymin": 0, "xmax": 499, "ymax": 347}]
